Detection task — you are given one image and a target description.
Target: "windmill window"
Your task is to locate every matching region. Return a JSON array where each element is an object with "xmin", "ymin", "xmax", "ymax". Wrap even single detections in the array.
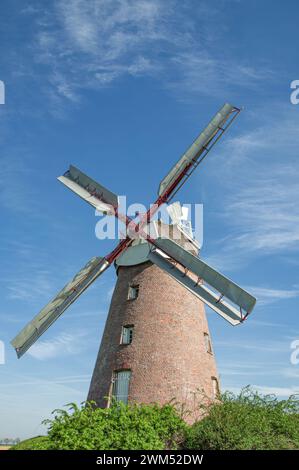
[
  {"xmin": 128, "ymin": 284, "xmax": 139, "ymax": 300},
  {"xmin": 112, "ymin": 370, "xmax": 131, "ymax": 404},
  {"xmin": 204, "ymin": 333, "xmax": 212, "ymax": 354},
  {"xmin": 121, "ymin": 325, "xmax": 134, "ymax": 345},
  {"xmin": 211, "ymin": 377, "xmax": 220, "ymax": 399}
]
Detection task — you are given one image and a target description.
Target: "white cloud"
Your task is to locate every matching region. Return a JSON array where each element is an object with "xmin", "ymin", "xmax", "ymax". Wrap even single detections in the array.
[
  {"xmin": 0, "ymin": 371, "xmax": 89, "ymax": 439},
  {"xmin": 21, "ymin": 0, "xmax": 270, "ymax": 108},
  {"xmin": 169, "ymin": 52, "xmax": 273, "ymax": 99},
  {"xmin": 248, "ymin": 319, "xmax": 294, "ymax": 328},
  {"xmin": 0, "ymin": 374, "xmax": 91, "ymax": 387},
  {"xmin": 246, "ymin": 286, "xmax": 299, "ymax": 306},
  {"xmin": 223, "ymin": 385, "xmax": 299, "ymax": 397},
  {"xmin": 6, "ymin": 269, "xmax": 55, "ymax": 302},
  {"xmin": 2, "ymin": 245, "xmax": 66, "ymax": 303},
  {"xmin": 282, "ymin": 368, "xmax": 299, "ymax": 379},
  {"xmin": 203, "ymin": 106, "xmax": 299, "ymax": 271},
  {"xmin": 27, "ymin": 331, "xmax": 87, "ymax": 360},
  {"xmin": 58, "ymin": 0, "xmax": 163, "ymax": 54},
  {"xmin": 228, "ymin": 115, "xmax": 299, "ymax": 249},
  {"xmin": 216, "ymin": 338, "xmax": 289, "ymax": 354},
  {"xmin": 34, "ymin": 0, "xmax": 166, "ymax": 105},
  {"xmin": 220, "ymin": 367, "xmax": 280, "ymax": 377},
  {"xmin": 252, "ymin": 385, "xmax": 299, "ymax": 397},
  {"xmin": 0, "ymin": 153, "xmax": 36, "ymax": 214},
  {"xmin": 224, "ymin": 165, "xmax": 299, "ymax": 253}
]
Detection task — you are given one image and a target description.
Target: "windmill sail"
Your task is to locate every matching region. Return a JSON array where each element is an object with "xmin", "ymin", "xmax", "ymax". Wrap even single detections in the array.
[
  {"xmin": 148, "ymin": 249, "xmax": 243, "ymax": 325},
  {"xmin": 11, "ymin": 257, "xmax": 110, "ymax": 358},
  {"xmin": 146, "ymin": 238, "xmax": 256, "ymax": 324},
  {"xmin": 158, "ymin": 103, "xmax": 235, "ymax": 196},
  {"xmin": 58, "ymin": 165, "xmax": 118, "ymax": 214},
  {"xmin": 152, "ymin": 237, "xmax": 256, "ymax": 314},
  {"xmin": 11, "ymin": 102, "xmax": 247, "ymax": 363}
]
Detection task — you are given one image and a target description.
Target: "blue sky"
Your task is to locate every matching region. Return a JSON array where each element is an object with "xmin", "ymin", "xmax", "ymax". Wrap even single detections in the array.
[{"xmin": 0, "ymin": 0, "xmax": 299, "ymax": 439}]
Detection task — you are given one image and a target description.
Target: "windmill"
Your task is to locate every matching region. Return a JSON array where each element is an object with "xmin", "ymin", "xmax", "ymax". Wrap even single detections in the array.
[{"xmin": 11, "ymin": 103, "xmax": 256, "ymax": 418}]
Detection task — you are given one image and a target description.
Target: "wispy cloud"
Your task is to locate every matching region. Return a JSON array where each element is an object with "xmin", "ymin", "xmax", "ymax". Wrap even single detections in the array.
[
  {"xmin": 169, "ymin": 52, "xmax": 273, "ymax": 100},
  {"xmin": 0, "ymin": 370, "xmax": 89, "ymax": 438},
  {"xmin": 224, "ymin": 165, "xmax": 299, "ymax": 253},
  {"xmin": 0, "ymin": 374, "xmax": 91, "ymax": 387},
  {"xmin": 219, "ymin": 361, "xmax": 299, "ymax": 381},
  {"xmin": 5, "ymin": 269, "xmax": 55, "ymax": 302},
  {"xmin": 216, "ymin": 338, "xmax": 289, "ymax": 354},
  {"xmin": 223, "ymin": 384, "xmax": 299, "ymax": 397},
  {"xmin": 204, "ymin": 106, "xmax": 299, "ymax": 271},
  {"xmin": 18, "ymin": 0, "xmax": 271, "ymax": 110},
  {"xmin": 248, "ymin": 319, "xmax": 295, "ymax": 329},
  {"xmin": 2, "ymin": 245, "xmax": 101, "ymax": 304},
  {"xmin": 33, "ymin": 0, "xmax": 167, "ymax": 108},
  {"xmin": 246, "ymin": 286, "xmax": 299, "ymax": 306},
  {"xmin": 252, "ymin": 385, "xmax": 299, "ymax": 397},
  {"xmin": 2, "ymin": 244, "xmax": 62, "ymax": 303},
  {"xmin": 0, "ymin": 152, "xmax": 37, "ymax": 214},
  {"xmin": 27, "ymin": 331, "xmax": 88, "ymax": 360}
]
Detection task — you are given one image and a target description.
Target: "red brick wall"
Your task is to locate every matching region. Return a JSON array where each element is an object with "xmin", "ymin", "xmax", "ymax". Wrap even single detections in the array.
[{"xmin": 87, "ymin": 260, "xmax": 219, "ymax": 422}]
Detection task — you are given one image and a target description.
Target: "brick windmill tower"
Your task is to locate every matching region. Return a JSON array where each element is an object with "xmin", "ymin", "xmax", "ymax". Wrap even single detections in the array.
[
  {"xmin": 87, "ymin": 218, "xmax": 219, "ymax": 418},
  {"xmin": 11, "ymin": 104, "xmax": 256, "ymax": 421}
]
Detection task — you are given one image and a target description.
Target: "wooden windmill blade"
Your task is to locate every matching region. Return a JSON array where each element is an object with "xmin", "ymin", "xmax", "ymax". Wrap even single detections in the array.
[
  {"xmin": 147, "ymin": 249, "xmax": 243, "ymax": 325},
  {"xmin": 11, "ymin": 102, "xmax": 245, "ymax": 359},
  {"xmin": 11, "ymin": 257, "xmax": 110, "ymax": 358},
  {"xmin": 147, "ymin": 237, "xmax": 256, "ymax": 324},
  {"xmin": 158, "ymin": 103, "xmax": 239, "ymax": 198},
  {"xmin": 152, "ymin": 237, "xmax": 256, "ymax": 314},
  {"xmin": 58, "ymin": 165, "xmax": 118, "ymax": 215}
]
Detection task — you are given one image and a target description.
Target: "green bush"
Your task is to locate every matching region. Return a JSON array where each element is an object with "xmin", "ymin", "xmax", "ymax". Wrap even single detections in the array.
[
  {"xmin": 11, "ymin": 388, "xmax": 299, "ymax": 450},
  {"xmin": 11, "ymin": 436, "xmax": 50, "ymax": 450},
  {"xmin": 41, "ymin": 401, "xmax": 186, "ymax": 450},
  {"xmin": 185, "ymin": 387, "xmax": 299, "ymax": 450}
]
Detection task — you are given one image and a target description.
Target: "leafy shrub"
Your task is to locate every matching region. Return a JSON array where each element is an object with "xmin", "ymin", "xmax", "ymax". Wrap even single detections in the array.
[
  {"xmin": 41, "ymin": 401, "xmax": 186, "ymax": 450},
  {"xmin": 185, "ymin": 387, "xmax": 299, "ymax": 450},
  {"xmin": 11, "ymin": 388, "xmax": 299, "ymax": 450},
  {"xmin": 11, "ymin": 436, "xmax": 50, "ymax": 450}
]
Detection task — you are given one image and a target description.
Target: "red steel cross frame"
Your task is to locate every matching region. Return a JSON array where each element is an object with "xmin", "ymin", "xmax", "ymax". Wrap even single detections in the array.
[{"xmin": 105, "ymin": 106, "xmax": 241, "ymax": 265}]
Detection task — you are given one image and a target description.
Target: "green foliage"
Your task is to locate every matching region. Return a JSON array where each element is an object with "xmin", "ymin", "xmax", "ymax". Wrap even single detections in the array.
[
  {"xmin": 185, "ymin": 387, "xmax": 299, "ymax": 450},
  {"xmin": 11, "ymin": 388, "xmax": 299, "ymax": 450},
  {"xmin": 11, "ymin": 436, "xmax": 50, "ymax": 450},
  {"xmin": 41, "ymin": 400, "xmax": 186, "ymax": 450}
]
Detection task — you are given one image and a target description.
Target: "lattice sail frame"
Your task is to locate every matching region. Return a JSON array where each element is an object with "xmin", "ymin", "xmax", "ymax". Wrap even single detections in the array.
[{"xmin": 11, "ymin": 103, "xmax": 256, "ymax": 358}]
